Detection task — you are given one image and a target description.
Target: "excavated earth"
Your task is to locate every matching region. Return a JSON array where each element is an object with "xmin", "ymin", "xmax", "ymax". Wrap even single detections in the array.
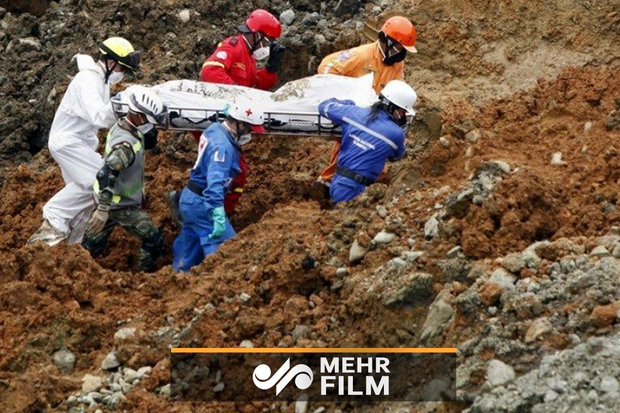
[{"xmin": 0, "ymin": 0, "xmax": 619, "ymax": 412}]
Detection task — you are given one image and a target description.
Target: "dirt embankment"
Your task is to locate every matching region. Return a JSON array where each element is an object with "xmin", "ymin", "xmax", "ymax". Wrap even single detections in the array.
[{"xmin": 0, "ymin": 0, "xmax": 619, "ymax": 412}]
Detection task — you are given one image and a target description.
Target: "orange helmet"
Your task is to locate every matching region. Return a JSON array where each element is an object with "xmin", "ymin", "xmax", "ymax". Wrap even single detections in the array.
[{"xmin": 380, "ymin": 16, "xmax": 417, "ymax": 53}]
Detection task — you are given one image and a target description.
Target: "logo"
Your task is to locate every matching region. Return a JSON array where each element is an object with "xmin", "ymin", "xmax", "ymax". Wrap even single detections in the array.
[
  {"xmin": 215, "ymin": 51, "xmax": 228, "ymax": 60},
  {"xmin": 252, "ymin": 358, "xmax": 313, "ymax": 395},
  {"xmin": 245, "ymin": 108, "xmax": 253, "ymax": 116}
]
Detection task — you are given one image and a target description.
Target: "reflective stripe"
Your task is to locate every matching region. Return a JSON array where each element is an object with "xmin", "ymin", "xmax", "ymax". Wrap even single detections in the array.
[
  {"xmin": 93, "ymin": 181, "xmax": 121, "ymax": 204},
  {"xmin": 342, "ymin": 116, "xmax": 398, "ymax": 150},
  {"xmin": 202, "ymin": 61, "xmax": 225, "ymax": 69},
  {"xmin": 321, "ymin": 102, "xmax": 336, "ymax": 118},
  {"xmin": 105, "ymin": 140, "xmax": 142, "ymax": 155},
  {"xmin": 233, "ymin": 188, "xmax": 243, "ymax": 193}
]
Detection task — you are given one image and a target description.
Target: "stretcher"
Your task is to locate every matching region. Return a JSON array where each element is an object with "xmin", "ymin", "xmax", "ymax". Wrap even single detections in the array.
[{"xmin": 111, "ymin": 74, "xmax": 378, "ymax": 135}]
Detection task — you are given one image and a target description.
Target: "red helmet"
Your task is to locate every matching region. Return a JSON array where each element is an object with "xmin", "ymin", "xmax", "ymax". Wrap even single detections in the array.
[{"xmin": 240, "ymin": 9, "xmax": 282, "ymax": 38}]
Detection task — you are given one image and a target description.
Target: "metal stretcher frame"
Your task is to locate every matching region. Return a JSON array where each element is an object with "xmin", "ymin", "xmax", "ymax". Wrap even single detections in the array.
[{"xmin": 111, "ymin": 99, "xmax": 342, "ymax": 136}]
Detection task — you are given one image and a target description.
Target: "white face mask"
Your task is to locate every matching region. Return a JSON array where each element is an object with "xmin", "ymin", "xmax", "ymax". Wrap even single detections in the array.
[
  {"xmin": 108, "ymin": 71, "xmax": 124, "ymax": 85},
  {"xmin": 252, "ymin": 46, "xmax": 270, "ymax": 61},
  {"xmin": 238, "ymin": 134, "xmax": 252, "ymax": 146}
]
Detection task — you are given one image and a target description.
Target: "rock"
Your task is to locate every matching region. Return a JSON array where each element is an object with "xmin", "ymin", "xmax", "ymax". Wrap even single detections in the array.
[
  {"xmin": 465, "ymin": 129, "xmax": 481, "ymax": 143},
  {"xmin": 420, "ymin": 292, "xmax": 454, "ymax": 343},
  {"xmin": 403, "ymin": 251, "xmax": 424, "ymax": 263},
  {"xmin": 313, "ymin": 407, "xmax": 326, "ymax": 413},
  {"xmin": 302, "ymin": 12, "xmax": 320, "ymax": 26},
  {"xmin": 137, "ymin": 366, "xmax": 152, "ymax": 378},
  {"xmin": 213, "ymin": 382, "xmax": 225, "ymax": 392},
  {"xmin": 439, "ymin": 136, "xmax": 450, "ymax": 147},
  {"xmin": 239, "ymin": 340, "xmax": 254, "ymax": 348},
  {"xmin": 158, "ymin": 383, "xmax": 171, "ymax": 397},
  {"xmin": 600, "ymin": 376, "xmax": 619, "ymax": 393},
  {"xmin": 550, "ymin": 152, "xmax": 566, "ymax": 165},
  {"xmin": 487, "ymin": 160, "xmax": 511, "ymax": 174},
  {"xmin": 279, "ymin": 9, "xmax": 295, "ymax": 25},
  {"xmin": 544, "ymin": 389, "xmax": 559, "ymax": 402},
  {"xmin": 424, "ymin": 215, "xmax": 440, "ymax": 240},
  {"xmin": 239, "ymin": 292, "xmax": 252, "ymax": 305},
  {"xmin": 82, "ymin": 374, "xmax": 105, "ymax": 393},
  {"xmin": 383, "ymin": 272, "xmax": 433, "ymax": 307},
  {"xmin": 292, "ymin": 325, "xmax": 310, "ymax": 342},
  {"xmin": 525, "ymin": 317, "xmax": 552, "ymax": 343},
  {"xmin": 52, "ymin": 349, "xmax": 75, "ymax": 374},
  {"xmin": 373, "ymin": 230, "xmax": 396, "ymax": 245},
  {"xmin": 334, "ymin": 0, "xmax": 361, "ymax": 17},
  {"xmin": 478, "ymin": 282, "xmax": 504, "ymax": 306},
  {"xmin": 336, "ymin": 267, "xmax": 347, "ymax": 277},
  {"xmin": 177, "ymin": 9, "xmax": 190, "ymax": 23},
  {"xmin": 376, "ymin": 205, "xmax": 388, "ymax": 218},
  {"xmin": 612, "ymin": 243, "xmax": 620, "ymax": 258},
  {"xmin": 447, "ymin": 246, "xmax": 463, "ymax": 258},
  {"xmin": 114, "ymin": 327, "xmax": 136, "ymax": 343},
  {"xmin": 107, "ymin": 391, "xmax": 125, "ymax": 408},
  {"xmin": 440, "ymin": 257, "xmax": 471, "ymax": 281},
  {"xmin": 498, "ymin": 253, "xmax": 526, "ymax": 273},
  {"xmin": 489, "ymin": 268, "xmax": 516, "ymax": 290},
  {"xmin": 487, "ymin": 359, "xmax": 515, "ymax": 387},
  {"xmin": 123, "ymin": 367, "xmax": 138, "ymax": 383},
  {"xmin": 349, "ymin": 239, "xmax": 368, "ymax": 263},
  {"xmin": 101, "ymin": 351, "xmax": 120, "ymax": 370},
  {"xmin": 388, "ymin": 257, "xmax": 408, "ymax": 269},
  {"xmin": 295, "ymin": 397, "xmax": 309, "ymax": 413},
  {"xmin": 590, "ymin": 304, "xmax": 617, "ymax": 328},
  {"xmin": 590, "ymin": 245, "xmax": 610, "ymax": 258}
]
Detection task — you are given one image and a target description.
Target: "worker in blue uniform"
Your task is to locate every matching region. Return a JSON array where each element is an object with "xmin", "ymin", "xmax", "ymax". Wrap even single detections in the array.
[
  {"xmin": 172, "ymin": 100, "xmax": 265, "ymax": 272},
  {"xmin": 317, "ymin": 80, "xmax": 418, "ymax": 203}
]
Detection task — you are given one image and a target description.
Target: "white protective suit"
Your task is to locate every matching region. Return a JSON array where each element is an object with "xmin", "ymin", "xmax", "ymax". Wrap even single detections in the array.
[{"xmin": 42, "ymin": 54, "xmax": 116, "ymax": 243}]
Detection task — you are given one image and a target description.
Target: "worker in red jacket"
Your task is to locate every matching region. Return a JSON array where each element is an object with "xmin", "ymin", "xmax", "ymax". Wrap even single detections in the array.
[{"xmin": 168, "ymin": 10, "xmax": 285, "ymax": 221}]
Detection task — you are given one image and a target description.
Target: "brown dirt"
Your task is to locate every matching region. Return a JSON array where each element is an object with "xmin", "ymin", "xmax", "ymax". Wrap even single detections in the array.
[{"xmin": 1, "ymin": 0, "xmax": 619, "ymax": 412}]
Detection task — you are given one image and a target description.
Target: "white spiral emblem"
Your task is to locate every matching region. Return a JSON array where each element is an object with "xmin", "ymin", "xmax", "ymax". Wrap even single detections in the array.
[{"xmin": 252, "ymin": 358, "xmax": 314, "ymax": 395}]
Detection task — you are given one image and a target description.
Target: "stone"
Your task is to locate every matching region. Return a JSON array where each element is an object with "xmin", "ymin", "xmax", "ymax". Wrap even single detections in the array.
[
  {"xmin": 403, "ymin": 251, "xmax": 424, "ymax": 263},
  {"xmin": 611, "ymin": 243, "xmax": 620, "ymax": 258},
  {"xmin": 295, "ymin": 397, "xmax": 309, "ymax": 413},
  {"xmin": 590, "ymin": 245, "xmax": 610, "ymax": 258},
  {"xmin": 599, "ymin": 376, "xmax": 619, "ymax": 393},
  {"xmin": 388, "ymin": 257, "xmax": 408, "ymax": 269},
  {"xmin": 101, "ymin": 351, "xmax": 120, "ymax": 370},
  {"xmin": 279, "ymin": 9, "xmax": 295, "ymax": 25},
  {"xmin": 336, "ymin": 267, "xmax": 347, "ymax": 277},
  {"xmin": 376, "ymin": 205, "xmax": 388, "ymax": 218},
  {"xmin": 383, "ymin": 273, "xmax": 433, "ymax": 307},
  {"xmin": 373, "ymin": 230, "xmax": 396, "ymax": 245},
  {"xmin": 489, "ymin": 268, "xmax": 516, "ymax": 290},
  {"xmin": 239, "ymin": 292, "xmax": 252, "ymax": 305},
  {"xmin": 239, "ymin": 340, "xmax": 254, "ymax": 348},
  {"xmin": 447, "ymin": 246, "xmax": 463, "ymax": 258},
  {"xmin": 487, "ymin": 359, "xmax": 515, "ymax": 386},
  {"xmin": 177, "ymin": 9, "xmax": 190, "ymax": 23},
  {"xmin": 439, "ymin": 136, "xmax": 450, "ymax": 147},
  {"xmin": 590, "ymin": 304, "xmax": 617, "ymax": 328},
  {"xmin": 478, "ymin": 282, "xmax": 504, "ymax": 306},
  {"xmin": 349, "ymin": 239, "xmax": 368, "ymax": 263},
  {"xmin": 465, "ymin": 129, "xmax": 481, "ymax": 143},
  {"xmin": 52, "ymin": 349, "xmax": 75, "ymax": 374},
  {"xmin": 82, "ymin": 374, "xmax": 105, "ymax": 393},
  {"xmin": 213, "ymin": 382, "xmax": 225, "ymax": 392},
  {"xmin": 420, "ymin": 293, "xmax": 454, "ymax": 342},
  {"xmin": 114, "ymin": 327, "xmax": 136, "ymax": 343},
  {"xmin": 334, "ymin": 0, "xmax": 361, "ymax": 17},
  {"xmin": 424, "ymin": 215, "xmax": 440, "ymax": 240},
  {"xmin": 525, "ymin": 317, "xmax": 552, "ymax": 343},
  {"xmin": 550, "ymin": 152, "xmax": 566, "ymax": 165},
  {"xmin": 498, "ymin": 253, "xmax": 526, "ymax": 273},
  {"xmin": 292, "ymin": 325, "xmax": 310, "ymax": 341},
  {"xmin": 107, "ymin": 391, "xmax": 125, "ymax": 408},
  {"xmin": 302, "ymin": 12, "xmax": 320, "ymax": 26},
  {"xmin": 544, "ymin": 389, "xmax": 559, "ymax": 402},
  {"xmin": 488, "ymin": 160, "xmax": 511, "ymax": 174},
  {"xmin": 137, "ymin": 366, "xmax": 152, "ymax": 378},
  {"xmin": 123, "ymin": 367, "xmax": 138, "ymax": 383}
]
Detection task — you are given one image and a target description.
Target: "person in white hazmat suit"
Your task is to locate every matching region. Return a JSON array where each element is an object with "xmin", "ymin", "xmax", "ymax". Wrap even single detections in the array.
[{"xmin": 27, "ymin": 37, "xmax": 141, "ymax": 246}]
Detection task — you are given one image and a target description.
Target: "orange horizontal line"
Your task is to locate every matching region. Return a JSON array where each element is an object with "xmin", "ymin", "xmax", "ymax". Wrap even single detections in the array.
[{"xmin": 171, "ymin": 348, "xmax": 457, "ymax": 354}]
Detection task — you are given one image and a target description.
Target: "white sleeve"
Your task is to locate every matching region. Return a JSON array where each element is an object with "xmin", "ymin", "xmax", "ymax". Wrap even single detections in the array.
[{"xmin": 73, "ymin": 71, "xmax": 116, "ymax": 129}]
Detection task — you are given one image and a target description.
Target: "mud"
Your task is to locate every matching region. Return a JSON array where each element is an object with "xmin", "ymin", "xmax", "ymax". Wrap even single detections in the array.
[{"xmin": 0, "ymin": 0, "xmax": 619, "ymax": 412}]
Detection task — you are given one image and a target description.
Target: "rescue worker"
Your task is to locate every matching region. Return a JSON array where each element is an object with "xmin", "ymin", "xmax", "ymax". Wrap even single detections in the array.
[
  {"xmin": 82, "ymin": 87, "xmax": 167, "ymax": 272},
  {"xmin": 28, "ymin": 37, "xmax": 141, "ymax": 246},
  {"xmin": 172, "ymin": 100, "xmax": 265, "ymax": 272},
  {"xmin": 167, "ymin": 9, "xmax": 285, "ymax": 220},
  {"xmin": 318, "ymin": 80, "xmax": 417, "ymax": 203},
  {"xmin": 316, "ymin": 16, "xmax": 417, "ymax": 188}
]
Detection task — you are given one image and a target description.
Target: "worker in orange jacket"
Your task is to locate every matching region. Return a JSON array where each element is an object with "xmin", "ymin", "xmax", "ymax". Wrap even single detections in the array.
[{"xmin": 316, "ymin": 16, "xmax": 417, "ymax": 187}]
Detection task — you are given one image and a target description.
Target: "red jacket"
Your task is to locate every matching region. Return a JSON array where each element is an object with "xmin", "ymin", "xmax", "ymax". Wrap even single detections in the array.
[{"xmin": 200, "ymin": 34, "xmax": 277, "ymax": 90}]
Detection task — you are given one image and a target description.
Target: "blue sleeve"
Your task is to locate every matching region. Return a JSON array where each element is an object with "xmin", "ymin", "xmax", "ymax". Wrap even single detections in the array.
[
  {"xmin": 388, "ymin": 129, "xmax": 407, "ymax": 162},
  {"xmin": 202, "ymin": 142, "xmax": 234, "ymax": 210},
  {"xmin": 318, "ymin": 98, "xmax": 357, "ymax": 125}
]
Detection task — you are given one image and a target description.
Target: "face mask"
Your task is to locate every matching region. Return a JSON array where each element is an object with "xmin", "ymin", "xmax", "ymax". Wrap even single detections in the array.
[
  {"xmin": 252, "ymin": 45, "xmax": 270, "ymax": 61},
  {"xmin": 383, "ymin": 49, "xmax": 406, "ymax": 66},
  {"xmin": 238, "ymin": 134, "xmax": 252, "ymax": 146},
  {"xmin": 108, "ymin": 71, "xmax": 124, "ymax": 84},
  {"xmin": 137, "ymin": 123, "xmax": 158, "ymax": 149}
]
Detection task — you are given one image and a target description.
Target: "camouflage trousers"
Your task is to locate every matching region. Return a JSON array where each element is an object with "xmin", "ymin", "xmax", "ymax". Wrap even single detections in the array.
[{"xmin": 82, "ymin": 208, "xmax": 163, "ymax": 272}]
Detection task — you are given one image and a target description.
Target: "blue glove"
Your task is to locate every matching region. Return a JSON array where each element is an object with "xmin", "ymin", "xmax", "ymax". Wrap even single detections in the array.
[{"xmin": 208, "ymin": 206, "xmax": 227, "ymax": 239}]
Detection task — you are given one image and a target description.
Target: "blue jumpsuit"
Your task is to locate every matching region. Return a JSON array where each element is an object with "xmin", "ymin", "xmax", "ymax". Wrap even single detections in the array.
[
  {"xmin": 318, "ymin": 98, "xmax": 406, "ymax": 203},
  {"xmin": 172, "ymin": 123, "xmax": 241, "ymax": 272}
]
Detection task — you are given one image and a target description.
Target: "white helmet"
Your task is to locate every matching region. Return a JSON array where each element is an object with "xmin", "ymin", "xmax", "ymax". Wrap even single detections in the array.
[
  {"xmin": 227, "ymin": 99, "xmax": 266, "ymax": 133},
  {"xmin": 380, "ymin": 80, "xmax": 417, "ymax": 116},
  {"xmin": 127, "ymin": 85, "xmax": 166, "ymax": 124}
]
